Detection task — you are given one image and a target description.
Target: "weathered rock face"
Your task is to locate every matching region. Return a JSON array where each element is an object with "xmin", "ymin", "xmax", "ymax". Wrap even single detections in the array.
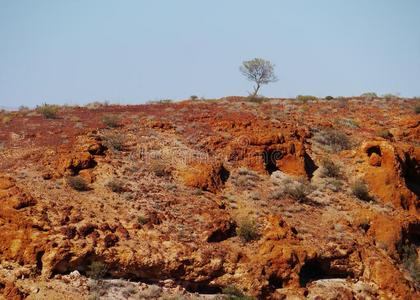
[
  {"xmin": 56, "ymin": 151, "xmax": 96, "ymax": 176},
  {"xmin": 356, "ymin": 141, "xmax": 419, "ymax": 210},
  {"xmin": 191, "ymin": 119, "xmax": 317, "ymax": 178},
  {"xmin": 54, "ymin": 137, "xmax": 105, "ymax": 178},
  {"xmin": 0, "ymin": 175, "xmax": 46, "ymax": 268}
]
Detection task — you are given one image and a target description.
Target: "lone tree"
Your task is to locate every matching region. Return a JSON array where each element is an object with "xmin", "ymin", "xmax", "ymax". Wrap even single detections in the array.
[{"xmin": 240, "ymin": 58, "xmax": 277, "ymax": 97}]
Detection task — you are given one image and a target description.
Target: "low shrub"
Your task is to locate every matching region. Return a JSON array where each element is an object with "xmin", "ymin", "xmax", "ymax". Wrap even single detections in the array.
[
  {"xmin": 147, "ymin": 99, "xmax": 173, "ymax": 104},
  {"xmin": 103, "ymin": 134, "xmax": 124, "ymax": 151},
  {"xmin": 102, "ymin": 114, "xmax": 120, "ymax": 128},
  {"xmin": 361, "ymin": 92, "xmax": 377, "ymax": 99},
  {"xmin": 236, "ymin": 218, "xmax": 259, "ymax": 242},
  {"xmin": 270, "ymin": 174, "xmax": 313, "ymax": 202},
  {"xmin": 337, "ymin": 97, "xmax": 349, "ymax": 108},
  {"xmin": 320, "ymin": 158, "xmax": 341, "ymax": 178},
  {"xmin": 190, "ymin": 95, "xmax": 199, "ymax": 101},
  {"xmin": 164, "ymin": 182, "xmax": 177, "ymax": 191},
  {"xmin": 149, "ymin": 159, "xmax": 170, "ymax": 177},
  {"xmin": 400, "ymin": 244, "xmax": 420, "ymax": 286},
  {"xmin": 86, "ymin": 261, "xmax": 107, "ymax": 279},
  {"xmin": 378, "ymin": 129, "xmax": 392, "ymax": 139},
  {"xmin": 247, "ymin": 95, "xmax": 267, "ymax": 104},
  {"xmin": 106, "ymin": 179, "xmax": 125, "ymax": 193},
  {"xmin": 383, "ymin": 93, "xmax": 398, "ymax": 100},
  {"xmin": 222, "ymin": 286, "xmax": 255, "ymax": 300},
  {"xmin": 1, "ymin": 114, "xmax": 13, "ymax": 124},
  {"xmin": 67, "ymin": 176, "xmax": 89, "ymax": 191},
  {"xmin": 137, "ymin": 215, "xmax": 149, "ymax": 226},
  {"xmin": 283, "ymin": 182, "xmax": 311, "ymax": 202},
  {"xmin": 37, "ymin": 103, "xmax": 58, "ymax": 119},
  {"xmin": 337, "ymin": 118, "xmax": 359, "ymax": 128},
  {"xmin": 313, "ymin": 128, "xmax": 351, "ymax": 152},
  {"xmin": 297, "ymin": 95, "xmax": 318, "ymax": 102},
  {"xmin": 232, "ymin": 168, "xmax": 260, "ymax": 189},
  {"xmin": 415, "ymin": 105, "xmax": 420, "ymax": 114},
  {"xmin": 326, "ymin": 178, "xmax": 343, "ymax": 192},
  {"xmin": 352, "ymin": 180, "xmax": 372, "ymax": 202},
  {"xmin": 325, "ymin": 96, "xmax": 334, "ymax": 100}
]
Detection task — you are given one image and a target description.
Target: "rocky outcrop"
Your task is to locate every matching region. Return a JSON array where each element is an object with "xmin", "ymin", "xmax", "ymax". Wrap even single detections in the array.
[
  {"xmin": 54, "ymin": 137, "xmax": 106, "ymax": 179},
  {"xmin": 0, "ymin": 175, "xmax": 47, "ymax": 269},
  {"xmin": 356, "ymin": 141, "xmax": 419, "ymax": 210},
  {"xmin": 0, "ymin": 99, "xmax": 419, "ymax": 299},
  {"xmin": 178, "ymin": 162, "xmax": 229, "ymax": 192},
  {"xmin": 194, "ymin": 119, "xmax": 317, "ymax": 178}
]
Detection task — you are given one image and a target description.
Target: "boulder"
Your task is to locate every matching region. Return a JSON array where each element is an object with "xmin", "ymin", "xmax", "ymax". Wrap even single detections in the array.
[{"xmin": 179, "ymin": 162, "xmax": 229, "ymax": 192}]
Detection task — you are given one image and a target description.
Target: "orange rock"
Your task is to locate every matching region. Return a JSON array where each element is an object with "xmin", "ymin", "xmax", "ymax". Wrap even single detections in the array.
[
  {"xmin": 369, "ymin": 152, "xmax": 381, "ymax": 166},
  {"xmin": 179, "ymin": 162, "xmax": 229, "ymax": 192},
  {"xmin": 357, "ymin": 141, "xmax": 419, "ymax": 210},
  {"xmin": 222, "ymin": 124, "xmax": 316, "ymax": 177},
  {"xmin": 11, "ymin": 194, "xmax": 37, "ymax": 210},
  {"xmin": 56, "ymin": 151, "xmax": 97, "ymax": 176},
  {"xmin": 2, "ymin": 281, "xmax": 26, "ymax": 300},
  {"xmin": 0, "ymin": 176, "xmax": 14, "ymax": 190},
  {"xmin": 78, "ymin": 169, "xmax": 95, "ymax": 183}
]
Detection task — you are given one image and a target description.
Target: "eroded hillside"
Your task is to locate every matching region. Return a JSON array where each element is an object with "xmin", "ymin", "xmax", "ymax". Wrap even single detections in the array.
[{"xmin": 0, "ymin": 97, "xmax": 419, "ymax": 299}]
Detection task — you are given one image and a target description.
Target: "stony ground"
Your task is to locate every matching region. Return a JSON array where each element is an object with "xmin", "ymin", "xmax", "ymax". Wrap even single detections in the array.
[{"xmin": 0, "ymin": 97, "xmax": 419, "ymax": 299}]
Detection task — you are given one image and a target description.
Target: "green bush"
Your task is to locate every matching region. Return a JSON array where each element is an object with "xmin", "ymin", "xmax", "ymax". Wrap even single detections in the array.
[
  {"xmin": 283, "ymin": 182, "xmax": 311, "ymax": 202},
  {"xmin": 147, "ymin": 99, "xmax": 173, "ymax": 104},
  {"xmin": 137, "ymin": 215, "xmax": 149, "ymax": 226},
  {"xmin": 383, "ymin": 93, "xmax": 398, "ymax": 100},
  {"xmin": 149, "ymin": 159, "xmax": 170, "ymax": 177},
  {"xmin": 352, "ymin": 180, "xmax": 372, "ymax": 201},
  {"xmin": 415, "ymin": 105, "xmax": 420, "ymax": 114},
  {"xmin": 325, "ymin": 96, "xmax": 334, "ymax": 100},
  {"xmin": 297, "ymin": 95, "xmax": 318, "ymax": 102},
  {"xmin": 86, "ymin": 261, "xmax": 107, "ymax": 279},
  {"xmin": 106, "ymin": 179, "xmax": 125, "ymax": 193},
  {"xmin": 67, "ymin": 176, "xmax": 89, "ymax": 191},
  {"xmin": 222, "ymin": 286, "xmax": 255, "ymax": 300},
  {"xmin": 400, "ymin": 244, "xmax": 420, "ymax": 286},
  {"xmin": 320, "ymin": 158, "xmax": 340, "ymax": 178},
  {"xmin": 232, "ymin": 168, "xmax": 260, "ymax": 189},
  {"xmin": 337, "ymin": 118, "xmax": 359, "ymax": 128},
  {"xmin": 37, "ymin": 103, "xmax": 58, "ymax": 119},
  {"xmin": 337, "ymin": 97, "xmax": 349, "ymax": 108},
  {"xmin": 236, "ymin": 218, "xmax": 259, "ymax": 242},
  {"xmin": 361, "ymin": 92, "xmax": 377, "ymax": 99},
  {"xmin": 378, "ymin": 129, "xmax": 392, "ymax": 139},
  {"xmin": 103, "ymin": 134, "xmax": 124, "ymax": 151},
  {"xmin": 313, "ymin": 129, "xmax": 351, "ymax": 152},
  {"xmin": 247, "ymin": 95, "xmax": 267, "ymax": 104},
  {"xmin": 102, "ymin": 114, "xmax": 120, "ymax": 128}
]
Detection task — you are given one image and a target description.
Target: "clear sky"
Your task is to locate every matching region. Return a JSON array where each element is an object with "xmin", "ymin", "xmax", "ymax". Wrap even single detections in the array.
[{"xmin": 0, "ymin": 0, "xmax": 419, "ymax": 107}]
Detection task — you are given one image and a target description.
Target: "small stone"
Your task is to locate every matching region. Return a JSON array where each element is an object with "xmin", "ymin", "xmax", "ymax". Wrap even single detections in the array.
[
  {"xmin": 69, "ymin": 270, "xmax": 81, "ymax": 278},
  {"xmin": 369, "ymin": 153, "xmax": 381, "ymax": 167}
]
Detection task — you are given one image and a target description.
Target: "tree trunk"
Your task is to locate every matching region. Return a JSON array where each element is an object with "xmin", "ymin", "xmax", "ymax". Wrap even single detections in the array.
[{"xmin": 252, "ymin": 83, "xmax": 260, "ymax": 97}]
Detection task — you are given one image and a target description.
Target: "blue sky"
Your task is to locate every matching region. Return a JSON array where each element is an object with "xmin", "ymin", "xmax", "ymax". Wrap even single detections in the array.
[{"xmin": 0, "ymin": 0, "xmax": 419, "ymax": 107}]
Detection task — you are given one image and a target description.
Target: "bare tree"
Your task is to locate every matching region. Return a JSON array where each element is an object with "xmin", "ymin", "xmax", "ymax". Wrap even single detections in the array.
[{"xmin": 240, "ymin": 58, "xmax": 277, "ymax": 97}]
